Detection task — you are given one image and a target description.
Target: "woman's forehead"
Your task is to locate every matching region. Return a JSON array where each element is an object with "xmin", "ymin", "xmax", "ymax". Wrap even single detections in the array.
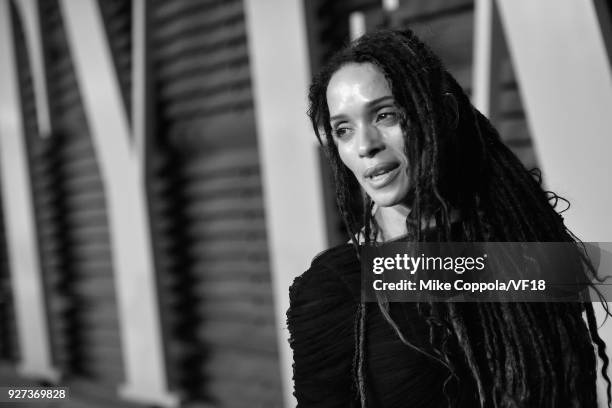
[{"xmin": 326, "ymin": 63, "xmax": 392, "ymax": 113}]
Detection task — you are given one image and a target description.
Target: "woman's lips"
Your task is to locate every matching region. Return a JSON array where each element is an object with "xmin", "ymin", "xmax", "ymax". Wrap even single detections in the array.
[{"xmin": 363, "ymin": 162, "xmax": 401, "ymax": 188}]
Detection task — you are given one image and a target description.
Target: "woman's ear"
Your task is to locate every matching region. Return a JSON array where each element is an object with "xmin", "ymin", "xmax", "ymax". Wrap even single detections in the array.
[{"xmin": 443, "ymin": 92, "xmax": 459, "ymax": 129}]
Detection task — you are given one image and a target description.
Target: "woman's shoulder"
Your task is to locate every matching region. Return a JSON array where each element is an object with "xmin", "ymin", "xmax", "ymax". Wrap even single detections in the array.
[
  {"xmin": 287, "ymin": 244, "xmax": 360, "ymax": 404},
  {"xmin": 290, "ymin": 243, "xmax": 361, "ymax": 304}
]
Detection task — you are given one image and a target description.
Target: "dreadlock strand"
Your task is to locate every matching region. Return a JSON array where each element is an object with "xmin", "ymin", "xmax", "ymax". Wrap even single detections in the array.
[
  {"xmin": 477, "ymin": 303, "xmax": 503, "ymax": 405},
  {"xmin": 519, "ymin": 303, "xmax": 553, "ymax": 407},
  {"xmin": 448, "ymin": 303, "xmax": 487, "ymax": 407},
  {"xmin": 585, "ymin": 302, "xmax": 612, "ymax": 407}
]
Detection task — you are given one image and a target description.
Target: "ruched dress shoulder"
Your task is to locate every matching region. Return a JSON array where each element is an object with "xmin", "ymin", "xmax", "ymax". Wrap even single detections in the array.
[{"xmin": 287, "ymin": 243, "xmax": 479, "ymax": 407}]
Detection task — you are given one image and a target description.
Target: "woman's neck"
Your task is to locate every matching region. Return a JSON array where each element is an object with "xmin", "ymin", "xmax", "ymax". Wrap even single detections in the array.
[
  {"xmin": 372, "ymin": 204, "xmax": 461, "ymax": 242},
  {"xmin": 374, "ymin": 204, "xmax": 412, "ymax": 241}
]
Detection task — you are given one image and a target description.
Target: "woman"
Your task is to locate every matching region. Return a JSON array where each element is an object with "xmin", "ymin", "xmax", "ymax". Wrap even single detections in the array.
[{"xmin": 287, "ymin": 29, "xmax": 611, "ymax": 407}]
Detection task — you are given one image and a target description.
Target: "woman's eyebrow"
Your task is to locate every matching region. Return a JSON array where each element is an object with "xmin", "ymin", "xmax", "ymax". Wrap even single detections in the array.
[
  {"xmin": 367, "ymin": 95, "xmax": 395, "ymax": 108},
  {"xmin": 329, "ymin": 113, "xmax": 348, "ymax": 122},
  {"xmin": 330, "ymin": 96, "xmax": 396, "ymax": 122}
]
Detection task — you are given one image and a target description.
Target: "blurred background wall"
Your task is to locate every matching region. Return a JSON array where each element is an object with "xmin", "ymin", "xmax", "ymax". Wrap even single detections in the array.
[{"xmin": 0, "ymin": 0, "xmax": 610, "ymax": 407}]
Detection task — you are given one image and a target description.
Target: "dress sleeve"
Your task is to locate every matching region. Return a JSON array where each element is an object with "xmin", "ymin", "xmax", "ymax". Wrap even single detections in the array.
[{"xmin": 287, "ymin": 261, "xmax": 359, "ymax": 407}]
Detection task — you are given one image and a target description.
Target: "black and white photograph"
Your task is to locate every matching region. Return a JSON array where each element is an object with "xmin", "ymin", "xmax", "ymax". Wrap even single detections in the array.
[{"xmin": 0, "ymin": 0, "xmax": 611, "ymax": 407}]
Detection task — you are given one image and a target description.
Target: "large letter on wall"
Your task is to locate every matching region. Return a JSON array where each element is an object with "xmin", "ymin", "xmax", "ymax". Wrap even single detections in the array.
[
  {"xmin": 59, "ymin": 1, "xmax": 177, "ymax": 406},
  {"xmin": 0, "ymin": 0, "xmax": 59, "ymax": 382},
  {"xmin": 244, "ymin": 1, "xmax": 328, "ymax": 407},
  {"xmin": 496, "ymin": 1, "xmax": 612, "ymax": 405},
  {"xmin": 496, "ymin": 0, "xmax": 612, "ymax": 241}
]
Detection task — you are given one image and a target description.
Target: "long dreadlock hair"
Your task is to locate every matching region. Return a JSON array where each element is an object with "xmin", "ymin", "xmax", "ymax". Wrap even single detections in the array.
[{"xmin": 308, "ymin": 29, "xmax": 611, "ymax": 408}]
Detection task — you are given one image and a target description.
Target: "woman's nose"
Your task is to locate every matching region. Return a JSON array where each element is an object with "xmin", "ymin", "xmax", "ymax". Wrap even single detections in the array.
[{"xmin": 357, "ymin": 125, "xmax": 384, "ymax": 157}]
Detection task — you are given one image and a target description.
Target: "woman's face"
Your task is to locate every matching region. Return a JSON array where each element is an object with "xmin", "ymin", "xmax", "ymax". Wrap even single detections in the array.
[{"xmin": 326, "ymin": 62, "xmax": 411, "ymax": 208}]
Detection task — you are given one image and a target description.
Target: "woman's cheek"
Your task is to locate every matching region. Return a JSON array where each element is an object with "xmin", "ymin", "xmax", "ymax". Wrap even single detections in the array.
[{"xmin": 337, "ymin": 145, "xmax": 355, "ymax": 172}]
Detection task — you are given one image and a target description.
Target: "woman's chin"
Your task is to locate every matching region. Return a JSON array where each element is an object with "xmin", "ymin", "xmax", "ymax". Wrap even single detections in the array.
[
  {"xmin": 367, "ymin": 183, "xmax": 411, "ymax": 209},
  {"xmin": 369, "ymin": 192, "xmax": 406, "ymax": 208}
]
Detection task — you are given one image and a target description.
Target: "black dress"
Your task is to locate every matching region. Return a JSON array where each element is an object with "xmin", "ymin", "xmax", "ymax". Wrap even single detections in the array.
[{"xmin": 287, "ymin": 243, "xmax": 480, "ymax": 407}]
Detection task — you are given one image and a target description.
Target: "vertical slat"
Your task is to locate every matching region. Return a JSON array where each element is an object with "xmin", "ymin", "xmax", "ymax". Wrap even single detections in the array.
[{"xmin": 0, "ymin": 0, "xmax": 59, "ymax": 381}]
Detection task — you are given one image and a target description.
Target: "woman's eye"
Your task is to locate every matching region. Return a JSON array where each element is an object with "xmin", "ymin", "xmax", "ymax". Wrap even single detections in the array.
[
  {"xmin": 332, "ymin": 127, "xmax": 351, "ymax": 138},
  {"xmin": 376, "ymin": 111, "xmax": 398, "ymax": 123}
]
